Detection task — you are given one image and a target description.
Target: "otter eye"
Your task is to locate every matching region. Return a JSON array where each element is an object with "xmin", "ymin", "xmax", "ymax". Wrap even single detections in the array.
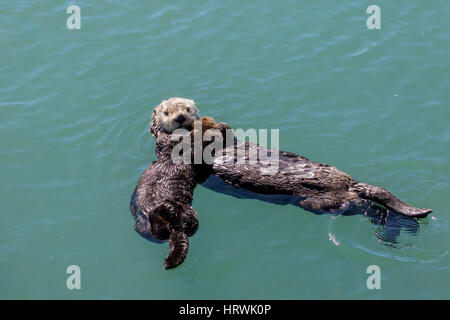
[
  {"xmin": 164, "ymin": 111, "xmax": 169, "ymax": 116},
  {"xmin": 186, "ymin": 107, "xmax": 191, "ymax": 112}
]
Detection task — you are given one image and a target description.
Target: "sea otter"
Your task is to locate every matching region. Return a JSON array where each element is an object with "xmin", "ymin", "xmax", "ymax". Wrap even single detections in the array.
[
  {"xmin": 130, "ymin": 98, "xmax": 230, "ymax": 269},
  {"xmin": 148, "ymin": 97, "xmax": 432, "ymax": 218},
  {"xmin": 205, "ymin": 140, "xmax": 432, "ymax": 217}
]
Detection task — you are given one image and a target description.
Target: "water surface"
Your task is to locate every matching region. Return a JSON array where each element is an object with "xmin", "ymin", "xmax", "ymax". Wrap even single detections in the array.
[{"xmin": 1, "ymin": 0, "xmax": 449, "ymax": 299}]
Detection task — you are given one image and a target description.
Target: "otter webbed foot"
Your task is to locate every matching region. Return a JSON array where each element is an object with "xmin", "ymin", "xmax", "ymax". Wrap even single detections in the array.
[
  {"xmin": 352, "ymin": 183, "xmax": 432, "ymax": 218},
  {"xmin": 152, "ymin": 201, "xmax": 197, "ymax": 269},
  {"xmin": 152, "ymin": 201, "xmax": 183, "ymax": 226},
  {"xmin": 397, "ymin": 206, "xmax": 432, "ymax": 218}
]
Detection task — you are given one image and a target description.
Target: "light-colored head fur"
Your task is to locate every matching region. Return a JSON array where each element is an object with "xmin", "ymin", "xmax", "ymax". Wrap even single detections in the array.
[{"xmin": 150, "ymin": 97, "xmax": 200, "ymax": 136}]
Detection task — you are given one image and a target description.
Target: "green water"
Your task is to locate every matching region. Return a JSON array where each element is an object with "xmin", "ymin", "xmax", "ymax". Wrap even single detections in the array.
[{"xmin": 1, "ymin": 0, "xmax": 449, "ymax": 299}]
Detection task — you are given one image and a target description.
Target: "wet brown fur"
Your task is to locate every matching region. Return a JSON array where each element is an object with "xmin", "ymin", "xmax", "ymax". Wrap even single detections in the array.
[
  {"xmin": 132, "ymin": 101, "xmax": 230, "ymax": 269},
  {"xmin": 147, "ymin": 98, "xmax": 431, "ymax": 218},
  {"xmin": 132, "ymin": 98, "xmax": 431, "ymax": 269},
  {"xmin": 211, "ymin": 141, "xmax": 432, "ymax": 217}
]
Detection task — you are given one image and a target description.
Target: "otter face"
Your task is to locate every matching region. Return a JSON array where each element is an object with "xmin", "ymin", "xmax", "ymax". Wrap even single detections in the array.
[{"xmin": 150, "ymin": 97, "xmax": 200, "ymax": 136}]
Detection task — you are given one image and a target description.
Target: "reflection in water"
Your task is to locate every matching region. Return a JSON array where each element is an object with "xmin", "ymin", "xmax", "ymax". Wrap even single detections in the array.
[
  {"xmin": 202, "ymin": 175, "xmax": 420, "ymax": 246},
  {"xmin": 341, "ymin": 200, "xmax": 420, "ymax": 247}
]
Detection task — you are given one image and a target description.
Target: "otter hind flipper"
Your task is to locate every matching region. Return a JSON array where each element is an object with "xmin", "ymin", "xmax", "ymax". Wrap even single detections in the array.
[
  {"xmin": 164, "ymin": 230, "xmax": 189, "ymax": 269},
  {"xmin": 353, "ymin": 183, "xmax": 432, "ymax": 217}
]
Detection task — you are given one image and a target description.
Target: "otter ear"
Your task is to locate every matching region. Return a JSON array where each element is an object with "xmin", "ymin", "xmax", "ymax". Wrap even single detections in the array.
[{"xmin": 149, "ymin": 110, "xmax": 159, "ymax": 136}]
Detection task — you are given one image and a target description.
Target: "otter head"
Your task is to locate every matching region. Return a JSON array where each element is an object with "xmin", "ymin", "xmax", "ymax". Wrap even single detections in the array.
[{"xmin": 150, "ymin": 97, "xmax": 200, "ymax": 136}]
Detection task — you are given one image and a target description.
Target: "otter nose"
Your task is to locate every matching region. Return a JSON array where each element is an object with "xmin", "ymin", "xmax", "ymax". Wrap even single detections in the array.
[{"xmin": 174, "ymin": 114, "xmax": 187, "ymax": 123}]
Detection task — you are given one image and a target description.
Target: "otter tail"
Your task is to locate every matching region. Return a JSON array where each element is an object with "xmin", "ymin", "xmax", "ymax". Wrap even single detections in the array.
[
  {"xmin": 164, "ymin": 230, "xmax": 189, "ymax": 269},
  {"xmin": 352, "ymin": 183, "xmax": 432, "ymax": 217}
]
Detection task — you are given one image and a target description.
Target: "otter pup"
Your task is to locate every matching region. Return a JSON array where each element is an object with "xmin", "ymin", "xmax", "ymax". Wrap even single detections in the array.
[{"xmin": 130, "ymin": 98, "xmax": 230, "ymax": 269}]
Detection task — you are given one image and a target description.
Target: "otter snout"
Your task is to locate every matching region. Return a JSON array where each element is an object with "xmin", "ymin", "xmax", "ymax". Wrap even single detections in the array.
[{"xmin": 174, "ymin": 114, "xmax": 187, "ymax": 123}]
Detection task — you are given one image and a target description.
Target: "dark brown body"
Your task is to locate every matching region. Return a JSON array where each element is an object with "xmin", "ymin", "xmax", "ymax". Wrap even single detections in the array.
[
  {"xmin": 130, "ymin": 117, "xmax": 230, "ymax": 269},
  {"xmin": 130, "ymin": 133, "xmax": 200, "ymax": 269},
  {"xmin": 206, "ymin": 140, "xmax": 432, "ymax": 217}
]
